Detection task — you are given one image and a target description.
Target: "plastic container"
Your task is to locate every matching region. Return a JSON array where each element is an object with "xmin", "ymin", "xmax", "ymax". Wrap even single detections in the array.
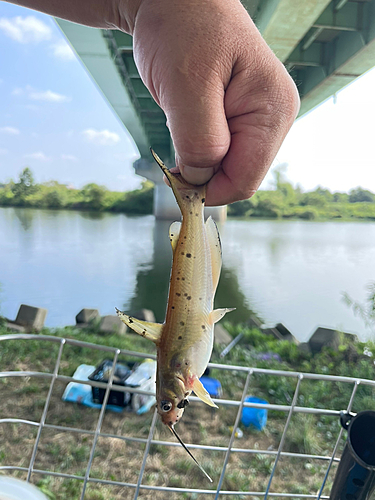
[
  {"xmin": 0, "ymin": 476, "xmax": 48, "ymax": 500},
  {"xmin": 241, "ymin": 396, "xmax": 268, "ymax": 431}
]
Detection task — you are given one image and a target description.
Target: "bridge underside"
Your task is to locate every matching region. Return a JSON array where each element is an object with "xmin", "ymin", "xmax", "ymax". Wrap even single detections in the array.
[{"xmin": 56, "ymin": 0, "xmax": 375, "ymax": 218}]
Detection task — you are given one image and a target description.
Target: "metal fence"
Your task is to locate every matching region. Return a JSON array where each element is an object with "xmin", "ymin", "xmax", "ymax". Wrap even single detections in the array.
[{"xmin": 1, "ymin": 333, "xmax": 374, "ymax": 499}]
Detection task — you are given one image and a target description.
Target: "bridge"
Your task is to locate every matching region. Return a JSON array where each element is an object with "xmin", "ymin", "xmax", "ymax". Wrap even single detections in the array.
[{"xmin": 56, "ymin": 0, "xmax": 375, "ymax": 219}]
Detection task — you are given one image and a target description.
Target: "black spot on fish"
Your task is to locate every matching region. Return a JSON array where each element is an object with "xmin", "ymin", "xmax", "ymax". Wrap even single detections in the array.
[
  {"xmin": 177, "ymin": 277, "xmax": 180, "ymax": 280},
  {"xmin": 190, "ymin": 211, "xmax": 193, "ymax": 215},
  {"xmin": 128, "ymin": 318, "xmax": 133, "ymax": 324},
  {"xmin": 184, "ymin": 293, "xmax": 187, "ymax": 297},
  {"xmin": 182, "ymin": 277, "xmax": 185, "ymax": 281},
  {"xmin": 202, "ymin": 198, "xmax": 205, "ymax": 203},
  {"xmin": 195, "ymin": 192, "xmax": 198, "ymax": 195},
  {"xmin": 181, "ymin": 252, "xmax": 185, "ymax": 255},
  {"xmin": 186, "ymin": 195, "xmax": 189, "ymax": 199},
  {"xmin": 186, "ymin": 253, "xmax": 191, "ymax": 258},
  {"xmin": 195, "ymin": 213, "xmax": 198, "ymax": 217},
  {"xmin": 178, "ymin": 335, "xmax": 182, "ymax": 339},
  {"xmin": 184, "ymin": 236, "xmax": 186, "ymax": 239},
  {"xmin": 176, "ymin": 293, "xmax": 181, "ymax": 297},
  {"xmin": 171, "ymin": 306, "xmax": 175, "ymax": 309},
  {"xmin": 185, "ymin": 362, "xmax": 188, "ymax": 365},
  {"xmin": 187, "ymin": 296, "xmax": 191, "ymax": 300},
  {"xmin": 171, "ymin": 233, "xmax": 174, "ymax": 236},
  {"xmin": 180, "ymin": 321, "xmax": 184, "ymax": 326},
  {"xmin": 201, "ymin": 325, "xmax": 205, "ymax": 329}
]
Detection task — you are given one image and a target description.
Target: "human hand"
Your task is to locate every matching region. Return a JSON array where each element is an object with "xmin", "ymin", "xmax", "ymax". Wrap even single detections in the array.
[{"xmin": 129, "ymin": 0, "xmax": 300, "ymax": 206}]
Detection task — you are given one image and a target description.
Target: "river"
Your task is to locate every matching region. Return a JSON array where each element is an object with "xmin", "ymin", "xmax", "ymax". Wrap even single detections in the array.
[{"xmin": 0, "ymin": 207, "xmax": 374, "ymax": 341}]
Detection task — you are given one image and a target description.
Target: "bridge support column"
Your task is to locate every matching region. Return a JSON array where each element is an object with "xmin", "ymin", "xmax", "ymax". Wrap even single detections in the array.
[{"xmin": 133, "ymin": 158, "xmax": 227, "ymax": 222}]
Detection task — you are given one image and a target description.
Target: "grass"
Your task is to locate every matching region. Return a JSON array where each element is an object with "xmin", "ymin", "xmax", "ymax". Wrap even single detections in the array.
[{"xmin": 1, "ymin": 323, "xmax": 375, "ymax": 498}]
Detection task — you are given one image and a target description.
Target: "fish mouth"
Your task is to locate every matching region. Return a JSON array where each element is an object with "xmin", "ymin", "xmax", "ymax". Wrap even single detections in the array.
[{"xmin": 168, "ymin": 424, "xmax": 212, "ymax": 482}]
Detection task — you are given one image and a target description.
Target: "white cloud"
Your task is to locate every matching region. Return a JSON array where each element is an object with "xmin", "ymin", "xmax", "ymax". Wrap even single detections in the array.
[
  {"xmin": 24, "ymin": 152, "xmax": 51, "ymax": 161},
  {"xmin": 61, "ymin": 154, "xmax": 78, "ymax": 161},
  {"xmin": 29, "ymin": 89, "xmax": 69, "ymax": 102},
  {"xmin": 82, "ymin": 129, "xmax": 120, "ymax": 146},
  {"xmin": 0, "ymin": 16, "xmax": 52, "ymax": 44},
  {"xmin": 0, "ymin": 126, "xmax": 20, "ymax": 135},
  {"xmin": 51, "ymin": 40, "xmax": 75, "ymax": 61},
  {"xmin": 12, "ymin": 85, "xmax": 69, "ymax": 103}
]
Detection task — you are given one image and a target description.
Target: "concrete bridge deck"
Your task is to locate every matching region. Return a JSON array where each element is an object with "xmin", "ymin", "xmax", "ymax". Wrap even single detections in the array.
[{"xmin": 56, "ymin": 0, "xmax": 375, "ymax": 219}]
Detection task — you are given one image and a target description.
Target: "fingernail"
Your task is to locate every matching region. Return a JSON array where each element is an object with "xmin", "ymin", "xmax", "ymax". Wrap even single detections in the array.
[{"xmin": 180, "ymin": 165, "xmax": 214, "ymax": 185}]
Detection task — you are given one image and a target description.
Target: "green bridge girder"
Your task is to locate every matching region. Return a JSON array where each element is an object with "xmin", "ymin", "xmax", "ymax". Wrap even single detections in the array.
[{"xmin": 57, "ymin": 0, "xmax": 375, "ymax": 162}]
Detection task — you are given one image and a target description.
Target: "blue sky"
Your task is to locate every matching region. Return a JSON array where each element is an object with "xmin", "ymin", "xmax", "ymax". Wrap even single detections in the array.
[{"xmin": 0, "ymin": 1, "xmax": 374, "ymax": 193}]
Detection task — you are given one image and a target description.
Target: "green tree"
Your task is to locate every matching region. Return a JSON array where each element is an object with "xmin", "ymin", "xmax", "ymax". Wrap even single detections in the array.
[
  {"xmin": 343, "ymin": 281, "xmax": 375, "ymax": 334},
  {"xmin": 228, "ymin": 199, "xmax": 254, "ymax": 216},
  {"xmin": 299, "ymin": 192, "xmax": 327, "ymax": 207},
  {"xmin": 81, "ymin": 183, "xmax": 107, "ymax": 210},
  {"xmin": 333, "ymin": 192, "xmax": 349, "ymax": 203},
  {"xmin": 349, "ymin": 188, "xmax": 375, "ymax": 203},
  {"xmin": 11, "ymin": 167, "xmax": 37, "ymax": 202}
]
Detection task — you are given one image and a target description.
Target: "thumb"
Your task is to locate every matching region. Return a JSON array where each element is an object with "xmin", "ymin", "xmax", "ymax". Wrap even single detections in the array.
[{"xmin": 162, "ymin": 77, "xmax": 231, "ymax": 185}]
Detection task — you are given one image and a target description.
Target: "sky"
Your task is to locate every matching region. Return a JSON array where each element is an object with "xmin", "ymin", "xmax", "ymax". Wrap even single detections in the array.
[{"xmin": 0, "ymin": 2, "xmax": 374, "ymax": 194}]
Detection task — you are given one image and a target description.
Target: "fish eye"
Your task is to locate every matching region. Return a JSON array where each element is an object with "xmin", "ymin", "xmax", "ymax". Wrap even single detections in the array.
[
  {"xmin": 177, "ymin": 399, "xmax": 189, "ymax": 409},
  {"xmin": 160, "ymin": 400, "xmax": 172, "ymax": 412}
]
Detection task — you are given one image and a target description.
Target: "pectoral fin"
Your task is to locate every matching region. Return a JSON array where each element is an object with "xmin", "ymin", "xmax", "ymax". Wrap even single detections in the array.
[
  {"xmin": 209, "ymin": 308, "xmax": 236, "ymax": 324},
  {"xmin": 192, "ymin": 378, "xmax": 218, "ymax": 408},
  {"xmin": 115, "ymin": 308, "xmax": 163, "ymax": 344},
  {"xmin": 169, "ymin": 221, "xmax": 181, "ymax": 252}
]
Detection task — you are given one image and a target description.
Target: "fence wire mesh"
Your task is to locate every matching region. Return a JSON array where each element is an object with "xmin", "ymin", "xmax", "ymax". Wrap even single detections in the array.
[{"xmin": 1, "ymin": 333, "xmax": 374, "ymax": 499}]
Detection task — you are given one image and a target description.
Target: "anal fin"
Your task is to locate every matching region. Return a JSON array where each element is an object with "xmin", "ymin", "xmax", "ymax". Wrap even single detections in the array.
[
  {"xmin": 192, "ymin": 378, "xmax": 218, "ymax": 408},
  {"xmin": 115, "ymin": 308, "xmax": 163, "ymax": 344}
]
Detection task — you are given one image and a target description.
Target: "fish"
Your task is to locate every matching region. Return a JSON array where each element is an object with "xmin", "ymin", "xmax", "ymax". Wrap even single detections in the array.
[{"xmin": 116, "ymin": 149, "xmax": 234, "ymax": 481}]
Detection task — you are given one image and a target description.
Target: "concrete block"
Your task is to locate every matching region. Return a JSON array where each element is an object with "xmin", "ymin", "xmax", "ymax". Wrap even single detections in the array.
[
  {"xmin": 130, "ymin": 309, "xmax": 156, "ymax": 323},
  {"xmin": 76, "ymin": 308, "xmax": 99, "ymax": 324},
  {"xmin": 99, "ymin": 315, "xmax": 127, "ymax": 335},
  {"xmin": 214, "ymin": 324, "xmax": 232, "ymax": 345},
  {"xmin": 309, "ymin": 327, "xmax": 357, "ymax": 354},
  {"xmin": 5, "ymin": 322, "xmax": 26, "ymax": 333},
  {"xmin": 247, "ymin": 315, "xmax": 264, "ymax": 329},
  {"xmin": 261, "ymin": 327, "xmax": 284, "ymax": 341},
  {"xmin": 298, "ymin": 342, "xmax": 311, "ymax": 355},
  {"xmin": 274, "ymin": 323, "xmax": 299, "ymax": 344},
  {"xmin": 14, "ymin": 304, "xmax": 47, "ymax": 332},
  {"xmin": 308, "ymin": 327, "xmax": 340, "ymax": 354}
]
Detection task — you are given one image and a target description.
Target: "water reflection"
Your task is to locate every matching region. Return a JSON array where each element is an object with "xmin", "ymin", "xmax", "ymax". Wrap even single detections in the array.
[
  {"xmin": 14, "ymin": 208, "xmax": 34, "ymax": 231},
  {"xmin": 78, "ymin": 211, "xmax": 107, "ymax": 221},
  {"xmin": 127, "ymin": 220, "xmax": 254, "ymax": 323}
]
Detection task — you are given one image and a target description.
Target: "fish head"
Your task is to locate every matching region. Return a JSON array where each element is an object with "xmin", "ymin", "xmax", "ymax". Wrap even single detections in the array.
[{"xmin": 157, "ymin": 376, "xmax": 190, "ymax": 426}]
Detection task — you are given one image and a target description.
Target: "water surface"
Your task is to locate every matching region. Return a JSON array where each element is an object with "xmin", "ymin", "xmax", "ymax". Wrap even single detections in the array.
[{"xmin": 0, "ymin": 207, "xmax": 374, "ymax": 341}]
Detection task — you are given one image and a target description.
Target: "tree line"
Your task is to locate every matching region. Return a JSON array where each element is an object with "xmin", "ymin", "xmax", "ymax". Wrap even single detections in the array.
[
  {"xmin": 227, "ymin": 178, "xmax": 375, "ymax": 220},
  {"xmin": 0, "ymin": 167, "xmax": 153, "ymax": 214},
  {"xmin": 1, "ymin": 167, "xmax": 375, "ymax": 220}
]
